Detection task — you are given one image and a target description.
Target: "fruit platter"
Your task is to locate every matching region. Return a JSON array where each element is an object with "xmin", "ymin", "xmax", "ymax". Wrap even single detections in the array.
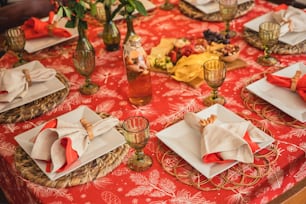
[{"xmin": 148, "ymin": 30, "xmax": 244, "ymax": 88}]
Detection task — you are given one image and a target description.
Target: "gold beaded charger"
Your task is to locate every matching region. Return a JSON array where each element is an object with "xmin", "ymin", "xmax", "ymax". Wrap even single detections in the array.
[
  {"xmin": 0, "ymin": 73, "xmax": 70, "ymax": 124},
  {"xmin": 14, "ymin": 116, "xmax": 129, "ymax": 188},
  {"xmin": 178, "ymin": 0, "xmax": 255, "ymax": 22},
  {"xmin": 155, "ymin": 124, "xmax": 279, "ymax": 191},
  {"xmin": 243, "ymin": 29, "xmax": 306, "ymax": 55}
]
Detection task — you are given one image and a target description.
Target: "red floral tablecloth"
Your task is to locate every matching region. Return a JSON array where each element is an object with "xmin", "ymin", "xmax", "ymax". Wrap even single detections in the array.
[{"xmin": 0, "ymin": 0, "xmax": 305, "ymax": 203}]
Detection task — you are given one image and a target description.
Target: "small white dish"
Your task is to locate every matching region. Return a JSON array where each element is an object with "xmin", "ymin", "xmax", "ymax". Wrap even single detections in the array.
[
  {"xmin": 113, "ymin": 0, "xmax": 156, "ymax": 21},
  {"xmin": 183, "ymin": 0, "xmax": 250, "ymax": 15},
  {"xmin": 156, "ymin": 104, "xmax": 275, "ymax": 179},
  {"xmin": 24, "ymin": 18, "xmax": 78, "ymax": 53},
  {"xmin": 0, "ymin": 61, "xmax": 65, "ymax": 113},
  {"xmin": 244, "ymin": 12, "xmax": 306, "ymax": 46},
  {"xmin": 247, "ymin": 62, "xmax": 306, "ymax": 122},
  {"xmin": 15, "ymin": 105, "xmax": 126, "ymax": 181}
]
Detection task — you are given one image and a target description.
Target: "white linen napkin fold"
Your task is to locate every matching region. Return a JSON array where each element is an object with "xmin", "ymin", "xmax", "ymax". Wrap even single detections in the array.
[
  {"xmin": 0, "ymin": 67, "xmax": 56, "ymax": 109},
  {"xmin": 184, "ymin": 112, "xmax": 269, "ymax": 163},
  {"xmin": 31, "ymin": 116, "xmax": 119, "ymax": 173},
  {"xmin": 272, "ymin": 6, "xmax": 306, "ymax": 36}
]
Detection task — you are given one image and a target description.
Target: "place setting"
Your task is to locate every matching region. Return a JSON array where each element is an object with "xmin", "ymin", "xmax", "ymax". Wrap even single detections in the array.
[
  {"xmin": 178, "ymin": 0, "xmax": 255, "ymax": 22},
  {"xmin": 246, "ymin": 62, "xmax": 306, "ymax": 123},
  {"xmin": 14, "ymin": 105, "xmax": 156, "ymax": 188},
  {"xmin": 14, "ymin": 106, "xmax": 128, "ymax": 186},
  {"xmin": 243, "ymin": 5, "xmax": 306, "ymax": 55},
  {"xmin": 156, "ymin": 104, "xmax": 275, "ymax": 180},
  {"xmin": 22, "ymin": 11, "xmax": 78, "ymax": 54},
  {"xmin": 0, "ymin": 60, "xmax": 69, "ymax": 124}
]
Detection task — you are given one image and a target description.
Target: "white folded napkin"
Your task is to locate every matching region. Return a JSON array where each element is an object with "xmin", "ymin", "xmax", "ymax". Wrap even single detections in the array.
[
  {"xmin": 31, "ymin": 116, "xmax": 119, "ymax": 173},
  {"xmin": 184, "ymin": 112, "xmax": 269, "ymax": 163},
  {"xmin": 191, "ymin": 0, "xmax": 213, "ymax": 5},
  {"xmin": 0, "ymin": 67, "xmax": 56, "ymax": 110},
  {"xmin": 272, "ymin": 6, "xmax": 306, "ymax": 36}
]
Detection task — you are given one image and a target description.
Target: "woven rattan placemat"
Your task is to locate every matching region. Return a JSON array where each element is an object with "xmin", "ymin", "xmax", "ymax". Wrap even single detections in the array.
[
  {"xmin": 244, "ymin": 29, "xmax": 306, "ymax": 54},
  {"xmin": 15, "ymin": 144, "xmax": 129, "ymax": 188},
  {"xmin": 0, "ymin": 73, "xmax": 70, "ymax": 124},
  {"xmin": 178, "ymin": 0, "xmax": 255, "ymax": 22},
  {"xmin": 15, "ymin": 118, "xmax": 129, "ymax": 188}
]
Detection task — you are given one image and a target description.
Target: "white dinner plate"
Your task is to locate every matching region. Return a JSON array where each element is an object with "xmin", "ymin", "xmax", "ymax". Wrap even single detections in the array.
[
  {"xmin": 182, "ymin": 0, "xmax": 250, "ymax": 14},
  {"xmin": 24, "ymin": 18, "xmax": 78, "ymax": 53},
  {"xmin": 244, "ymin": 12, "xmax": 306, "ymax": 46},
  {"xmin": 247, "ymin": 62, "xmax": 306, "ymax": 122},
  {"xmin": 113, "ymin": 0, "xmax": 156, "ymax": 21},
  {"xmin": 15, "ymin": 105, "xmax": 126, "ymax": 181},
  {"xmin": 156, "ymin": 104, "xmax": 275, "ymax": 179},
  {"xmin": 0, "ymin": 61, "xmax": 66, "ymax": 113}
]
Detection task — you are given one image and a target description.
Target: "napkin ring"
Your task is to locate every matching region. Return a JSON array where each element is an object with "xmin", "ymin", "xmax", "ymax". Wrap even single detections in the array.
[
  {"xmin": 22, "ymin": 69, "xmax": 32, "ymax": 86},
  {"xmin": 47, "ymin": 23, "xmax": 57, "ymax": 36},
  {"xmin": 199, "ymin": 114, "xmax": 217, "ymax": 130},
  {"xmin": 290, "ymin": 70, "xmax": 301, "ymax": 92},
  {"xmin": 80, "ymin": 118, "xmax": 94, "ymax": 141}
]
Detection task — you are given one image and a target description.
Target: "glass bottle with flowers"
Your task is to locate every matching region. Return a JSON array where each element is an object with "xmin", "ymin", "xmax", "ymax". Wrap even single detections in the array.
[
  {"xmin": 50, "ymin": 0, "xmax": 94, "ymax": 52},
  {"xmin": 110, "ymin": 0, "xmax": 147, "ymax": 44},
  {"xmin": 51, "ymin": 0, "xmax": 100, "ymax": 94}
]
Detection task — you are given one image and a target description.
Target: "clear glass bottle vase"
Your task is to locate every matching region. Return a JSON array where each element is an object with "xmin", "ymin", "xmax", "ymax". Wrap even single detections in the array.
[
  {"xmin": 102, "ymin": 5, "xmax": 121, "ymax": 51},
  {"xmin": 124, "ymin": 13, "xmax": 136, "ymax": 44}
]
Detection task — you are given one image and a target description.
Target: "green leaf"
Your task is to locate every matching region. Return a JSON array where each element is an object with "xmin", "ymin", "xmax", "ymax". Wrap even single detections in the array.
[
  {"xmin": 90, "ymin": 3, "xmax": 97, "ymax": 16},
  {"xmin": 126, "ymin": 4, "xmax": 134, "ymax": 14},
  {"xmin": 134, "ymin": 0, "xmax": 147, "ymax": 16},
  {"xmin": 65, "ymin": 19, "xmax": 76, "ymax": 28},
  {"xmin": 56, "ymin": 7, "xmax": 64, "ymax": 18},
  {"xmin": 63, "ymin": 6, "xmax": 72, "ymax": 18},
  {"xmin": 127, "ymin": 0, "xmax": 136, "ymax": 8}
]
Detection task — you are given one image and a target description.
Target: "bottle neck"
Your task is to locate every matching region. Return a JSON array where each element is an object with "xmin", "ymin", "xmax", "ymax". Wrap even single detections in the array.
[
  {"xmin": 104, "ymin": 4, "xmax": 112, "ymax": 22},
  {"xmin": 124, "ymin": 14, "xmax": 136, "ymax": 44}
]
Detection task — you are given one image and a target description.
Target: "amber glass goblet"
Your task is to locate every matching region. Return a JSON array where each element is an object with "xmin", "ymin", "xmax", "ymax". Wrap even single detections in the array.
[
  {"xmin": 203, "ymin": 59, "xmax": 227, "ymax": 106},
  {"xmin": 257, "ymin": 21, "xmax": 280, "ymax": 66},
  {"xmin": 5, "ymin": 27, "xmax": 27, "ymax": 67},
  {"xmin": 122, "ymin": 116, "xmax": 152, "ymax": 172},
  {"xmin": 73, "ymin": 50, "xmax": 99, "ymax": 95},
  {"xmin": 219, "ymin": 0, "xmax": 238, "ymax": 38}
]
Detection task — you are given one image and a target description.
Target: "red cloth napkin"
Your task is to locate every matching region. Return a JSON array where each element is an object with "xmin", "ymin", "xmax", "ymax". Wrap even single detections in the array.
[
  {"xmin": 22, "ymin": 11, "xmax": 71, "ymax": 40},
  {"xmin": 203, "ymin": 132, "xmax": 260, "ymax": 164},
  {"xmin": 30, "ymin": 116, "xmax": 119, "ymax": 173},
  {"xmin": 266, "ymin": 71, "xmax": 306, "ymax": 102}
]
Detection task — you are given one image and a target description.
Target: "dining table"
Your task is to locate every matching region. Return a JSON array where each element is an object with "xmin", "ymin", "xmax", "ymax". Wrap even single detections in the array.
[{"xmin": 0, "ymin": 0, "xmax": 305, "ymax": 203}]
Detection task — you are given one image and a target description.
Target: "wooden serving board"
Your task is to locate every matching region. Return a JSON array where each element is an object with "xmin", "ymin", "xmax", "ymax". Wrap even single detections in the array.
[{"xmin": 151, "ymin": 58, "xmax": 247, "ymax": 88}]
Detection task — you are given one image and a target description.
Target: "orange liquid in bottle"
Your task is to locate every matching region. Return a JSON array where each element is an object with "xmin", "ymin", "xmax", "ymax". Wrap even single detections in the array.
[{"xmin": 127, "ymin": 69, "xmax": 152, "ymax": 106}]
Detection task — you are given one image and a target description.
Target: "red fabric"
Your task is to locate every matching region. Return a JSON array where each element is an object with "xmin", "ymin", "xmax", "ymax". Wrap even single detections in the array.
[
  {"xmin": 57, "ymin": 137, "xmax": 79, "ymax": 173},
  {"xmin": 0, "ymin": 0, "xmax": 305, "ymax": 203},
  {"xmin": 266, "ymin": 73, "xmax": 306, "ymax": 102},
  {"xmin": 273, "ymin": 4, "xmax": 288, "ymax": 11},
  {"xmin": 35, "ymin": 118, "xmax": 58, "ymax": 173},
  {"xmin": 22, "ymin": 11, "xmax": 71, "ymax": 40},
  {"xmin": 202, "ymin": 132, "xmax": 260, "ymax": 164},
  {"xmin": 34, "ymin": 118, "xmax": 79, "ymax": 172}
]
